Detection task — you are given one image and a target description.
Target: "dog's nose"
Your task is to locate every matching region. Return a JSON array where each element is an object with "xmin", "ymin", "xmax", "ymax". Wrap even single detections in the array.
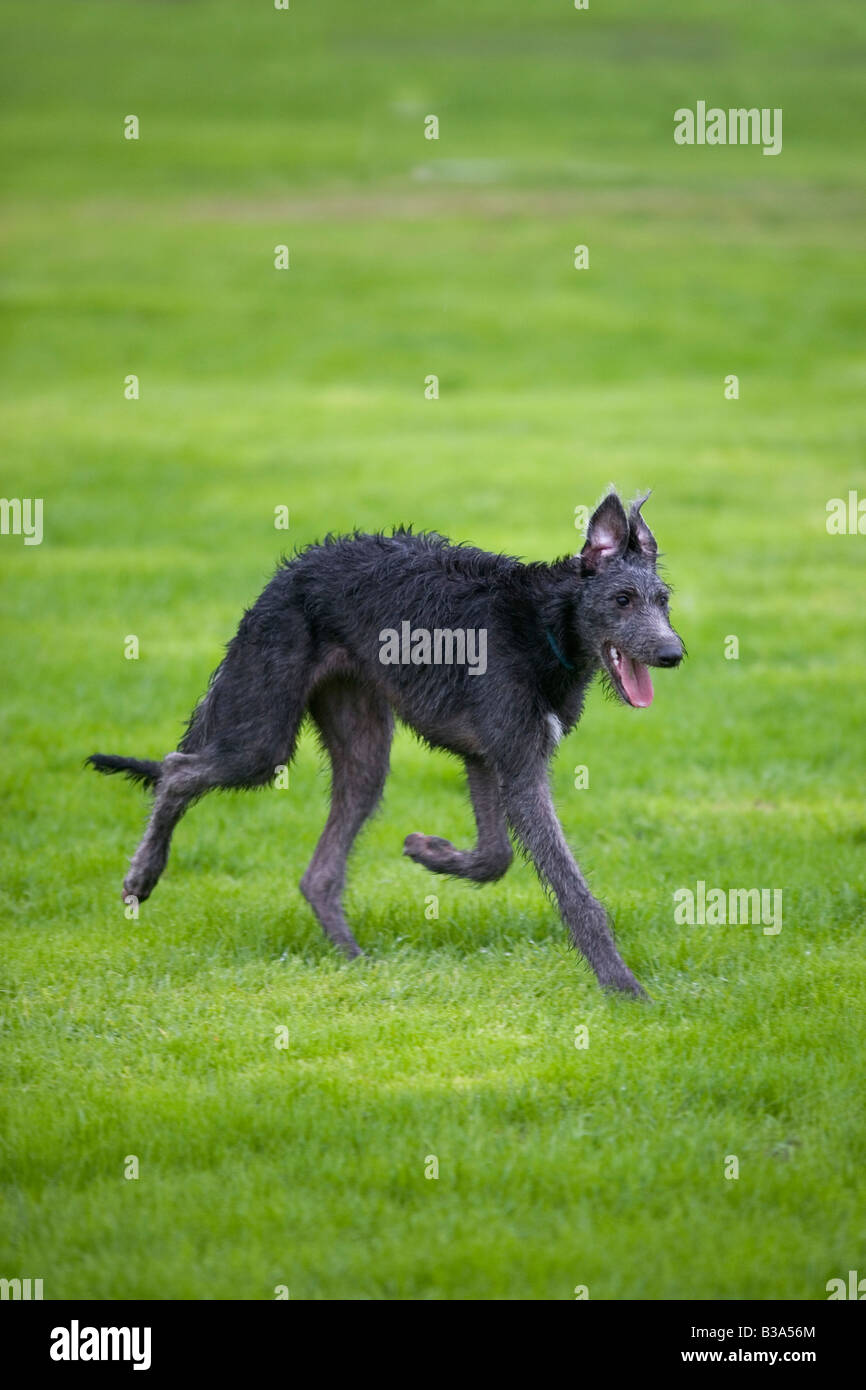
[{"xmin": 656, "ymin": 643, "xmax": 683, "ymax": 668}]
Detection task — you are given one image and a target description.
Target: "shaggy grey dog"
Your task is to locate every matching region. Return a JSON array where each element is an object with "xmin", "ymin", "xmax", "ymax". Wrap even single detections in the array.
[{"xmin": 89, "ymin": 491, "xmax": 683, "ymax": 997}]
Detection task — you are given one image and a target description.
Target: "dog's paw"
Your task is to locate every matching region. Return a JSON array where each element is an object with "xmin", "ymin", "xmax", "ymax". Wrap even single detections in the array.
[
  {"xmin": 599, "ymin": 968, "xmax": 651, "ymax": 1001},
  {"xmin": 122, "ymin": 872, "xmax": 151, "ymax": 905},
  {"xmin": 403, "ymin": 833, "xmax": 454, "ymax": 869}
]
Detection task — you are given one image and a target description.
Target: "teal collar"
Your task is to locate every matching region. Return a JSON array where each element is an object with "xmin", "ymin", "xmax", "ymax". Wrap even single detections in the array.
[{"xmin": 544, "ymin": 627, "xmax": 574, "ymax": 672}]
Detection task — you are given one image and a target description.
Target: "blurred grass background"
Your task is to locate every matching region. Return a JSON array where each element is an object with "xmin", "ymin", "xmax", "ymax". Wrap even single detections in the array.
[{"xmin": 1, "ymin": 0, "xmax": 865, "ymax": 1299}]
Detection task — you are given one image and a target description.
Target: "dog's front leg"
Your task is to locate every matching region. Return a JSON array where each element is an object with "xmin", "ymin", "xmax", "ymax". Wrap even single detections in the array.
[
  {"xmin": 500, "ymin": 766, "xmax": 647, "ymax": 998},
  {"xmin": 403, "ymin": 757, "xmax": 513, "ymax": 883}
]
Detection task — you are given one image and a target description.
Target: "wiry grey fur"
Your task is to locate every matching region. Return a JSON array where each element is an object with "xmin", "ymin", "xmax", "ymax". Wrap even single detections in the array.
[{"xmin": 88, "ymin": 490, "xmax": 683, "ymax": 996}]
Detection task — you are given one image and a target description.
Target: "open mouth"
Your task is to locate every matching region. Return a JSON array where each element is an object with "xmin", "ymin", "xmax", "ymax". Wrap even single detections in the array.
[{"xmin": 603, "ymin": 643, "xmax": 654, "ymax": 708}]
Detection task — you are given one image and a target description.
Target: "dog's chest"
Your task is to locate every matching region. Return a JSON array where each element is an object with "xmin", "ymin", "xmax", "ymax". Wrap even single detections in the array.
[
  {"xmin": 546, "ymin": 712, "xmax": 565, "ymax": 748},
  {"xmin": 549, "ymin": 680, "xmax": 586, "ymax": 737}
]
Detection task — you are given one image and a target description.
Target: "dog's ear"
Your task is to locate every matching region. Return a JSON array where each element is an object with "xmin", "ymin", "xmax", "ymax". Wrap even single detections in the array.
[
  {"xmin": 627, "ymin": 491, "xmax": 658, "ymax": 562},
  {"xmin": 581, "ymin": 493, "xmax": 630, "ymax": 573}
]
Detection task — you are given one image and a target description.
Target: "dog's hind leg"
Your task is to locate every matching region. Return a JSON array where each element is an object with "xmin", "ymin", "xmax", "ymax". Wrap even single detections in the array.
[
  {"xmin": 300, "ymin": 678, "xmax": 393, "ymax": 958},
  {"xmin": 122, "ymin": 752, "xmax": 212, "ymax": 904},
  {"xmin": 122, "ymin": 665, "xmax": 312, "ymax": 904},
  {"xmin": 403, "ymin": 757, "xmax": 513, "ymax": 883}
]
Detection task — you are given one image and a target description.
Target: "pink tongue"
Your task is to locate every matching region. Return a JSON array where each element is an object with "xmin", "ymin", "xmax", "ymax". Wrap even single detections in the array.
[{"xmin": 621, "ymin": 653, "xmax": 654, "ymax": 707}]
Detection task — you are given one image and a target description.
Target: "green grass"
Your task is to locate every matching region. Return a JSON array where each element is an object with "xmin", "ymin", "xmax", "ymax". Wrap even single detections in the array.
[{"xmin": 1, "ymin": 0, "xmax": 865, "ymax": 1299}]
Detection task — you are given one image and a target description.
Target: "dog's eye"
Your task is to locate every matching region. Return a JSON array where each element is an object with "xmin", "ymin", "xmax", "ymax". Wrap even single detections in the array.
[{"xmin": 615, "ymin": 594, "xmax": 630, "ymax": 608}]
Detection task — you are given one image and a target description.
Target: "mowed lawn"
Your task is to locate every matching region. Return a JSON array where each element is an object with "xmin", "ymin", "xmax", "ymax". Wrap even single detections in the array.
[{"xmin": 1, "ymin": 0, "xmax": 865, "ymax": 1299}]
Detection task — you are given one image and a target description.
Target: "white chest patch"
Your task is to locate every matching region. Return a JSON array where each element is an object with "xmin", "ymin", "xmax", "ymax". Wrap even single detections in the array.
[{"xmin": 546, "ymin": 713, "xmax": 564, "ymax": 746}]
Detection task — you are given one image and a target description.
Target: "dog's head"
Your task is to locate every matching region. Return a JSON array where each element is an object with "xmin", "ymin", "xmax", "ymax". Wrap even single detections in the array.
[{"xmin": 577, "ymin": 491, "xmax": 683, "ymax": 708}]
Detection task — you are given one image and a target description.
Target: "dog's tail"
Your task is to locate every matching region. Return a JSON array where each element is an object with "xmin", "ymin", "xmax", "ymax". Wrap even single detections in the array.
[{"xmin": 86, "ymin": 753, "xmax": 163, "ymax": 789}]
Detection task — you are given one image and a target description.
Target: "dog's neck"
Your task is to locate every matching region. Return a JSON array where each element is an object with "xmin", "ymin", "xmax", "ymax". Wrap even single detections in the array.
[
  {"xmin": 527, "ymin": 569, "xmax": 599, "ymax": 702},
  {"xmin": 544, "ymin": 625, "xmax": 574, "ymax": 671}
]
